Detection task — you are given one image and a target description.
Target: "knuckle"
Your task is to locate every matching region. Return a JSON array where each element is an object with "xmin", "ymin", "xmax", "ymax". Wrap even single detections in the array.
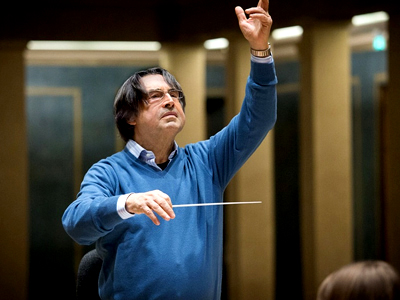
[{"xmin": 139, "ymin": 203, "xmax": 150, "ymax": 212}]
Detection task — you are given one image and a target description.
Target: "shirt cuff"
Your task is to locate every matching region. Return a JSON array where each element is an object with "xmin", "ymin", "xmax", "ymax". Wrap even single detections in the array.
[
  {"xmin": 117, "ymin": 193, "xmax": 135, "ymax": 219},
  {"xmin": 251, "ymin": 54, "xmax": 273, "ymax": 64}
]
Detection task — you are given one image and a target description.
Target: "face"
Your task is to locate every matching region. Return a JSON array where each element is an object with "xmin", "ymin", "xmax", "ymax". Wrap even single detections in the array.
[{"xmin": 129, "ymin": 74, "xmax": 186, "ymax": 142}]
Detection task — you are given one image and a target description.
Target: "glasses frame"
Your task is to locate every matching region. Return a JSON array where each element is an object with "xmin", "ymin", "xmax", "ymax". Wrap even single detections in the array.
[{"xmin": 144, "ymin": 88, "xmax": 184, "ymax": 105}]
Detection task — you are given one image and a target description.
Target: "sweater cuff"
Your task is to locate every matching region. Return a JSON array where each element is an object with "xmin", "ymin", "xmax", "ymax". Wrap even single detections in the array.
[
  {"xmin": 117, "ymin": 193, "xmax": 135, "ymax": 219},
  {"xmin": 251, "ymin": 54, "xmax": 273, "ymax": 64},
  {"xmin": 250, "ymin": 57, "xmax": 278, "ymax": 86}
]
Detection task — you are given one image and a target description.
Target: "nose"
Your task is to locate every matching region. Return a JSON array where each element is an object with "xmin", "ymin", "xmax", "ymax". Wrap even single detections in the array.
[{"xmin": 162, "ymin": 93, "xmax": 175, "ymax": 107}]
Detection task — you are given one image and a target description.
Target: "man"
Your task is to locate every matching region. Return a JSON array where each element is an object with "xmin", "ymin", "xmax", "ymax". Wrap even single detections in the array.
[{"xmin": 62, "ymin": 0, "xmax": 277, "ymax": 299}]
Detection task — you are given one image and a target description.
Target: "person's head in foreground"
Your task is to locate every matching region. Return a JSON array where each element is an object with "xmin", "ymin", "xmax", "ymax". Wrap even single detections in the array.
[{"xmin": 317, "ymin": 260, "xmax": 400, "ymax": 300}]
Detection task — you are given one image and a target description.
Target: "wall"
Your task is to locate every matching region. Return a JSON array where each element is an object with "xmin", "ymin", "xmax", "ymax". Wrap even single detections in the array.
[{"xmin": 272, "ymin": 48, "xmax": 387, "ymax": 299}]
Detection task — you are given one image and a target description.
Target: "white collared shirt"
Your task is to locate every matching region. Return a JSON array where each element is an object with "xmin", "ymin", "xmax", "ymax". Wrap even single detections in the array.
[{"xmin": 126, "ymin": 139, "xmax": 178, "ymax": 170}]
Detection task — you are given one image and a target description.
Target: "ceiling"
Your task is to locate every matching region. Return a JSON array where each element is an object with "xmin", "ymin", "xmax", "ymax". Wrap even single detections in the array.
[{"xmin": 1, "ymin": 0, "xmax": 398, "ymax": 43}]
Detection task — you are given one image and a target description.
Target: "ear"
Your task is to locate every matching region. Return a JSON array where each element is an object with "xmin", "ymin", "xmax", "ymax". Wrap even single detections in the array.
[{"xmin": 128, "ymin": 119, "xmax": 136, "ymax": 126}]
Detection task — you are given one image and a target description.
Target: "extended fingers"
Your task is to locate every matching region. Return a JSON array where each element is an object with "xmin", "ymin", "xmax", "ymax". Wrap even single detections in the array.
[
  {"xmin": 235, "ymin": 6, "xmax": 246, "ymax": 22},
  {"xmin": 141, "ymin": 205, "xmax": 160, "ymax": 225},
  {"xmin": 245, "ymin": 6, "xmax": 270, "ymax": 19},
  {"xmin": 257, "ymin": 0, "xmax": 269, "ymax": 12},
  {"xmin": 151, "ymin": 195, "xmax": 176, "ymax": 220},
  {"xmin": 142, "ymin": 203, "xmax": 172, "ymax": 226}
]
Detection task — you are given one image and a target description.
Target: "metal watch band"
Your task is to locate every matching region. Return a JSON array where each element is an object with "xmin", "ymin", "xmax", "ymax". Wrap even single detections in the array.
[{"xmin": 250, "ymin": 43, "xmax": 272, "ymax": 58}]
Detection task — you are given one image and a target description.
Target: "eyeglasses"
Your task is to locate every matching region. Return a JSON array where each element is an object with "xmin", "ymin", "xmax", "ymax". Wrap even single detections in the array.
[{"xmin": 145, "ymin": 89, "xmax": 183, "ymax": 105}]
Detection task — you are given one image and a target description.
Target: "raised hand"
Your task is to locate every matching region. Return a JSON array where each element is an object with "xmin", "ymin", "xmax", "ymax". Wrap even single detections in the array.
[{"xmin": 235, "ymin": 0, "xmax": 272, "ymax": 50}]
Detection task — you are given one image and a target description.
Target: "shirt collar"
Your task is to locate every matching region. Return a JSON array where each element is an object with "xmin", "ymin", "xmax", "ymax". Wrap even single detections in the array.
[{"xmin": 126, "ymin": 139, "xmax": 178, "ymax": 162}]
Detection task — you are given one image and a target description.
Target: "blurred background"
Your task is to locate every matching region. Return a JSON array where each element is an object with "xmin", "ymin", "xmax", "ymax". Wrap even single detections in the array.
[{"xmin": 1, "ymin": 0, "xmax": 400, "ymax": 299}]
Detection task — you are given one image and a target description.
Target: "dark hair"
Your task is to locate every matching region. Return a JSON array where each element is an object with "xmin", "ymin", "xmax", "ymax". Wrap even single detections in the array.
[
  {"xmin": 114, "ymin": 67, "xmax": 186, "ymax": 142},
  {"xmin": 317, "ymin": 260, "xmax": 400, "ymax": 300}
]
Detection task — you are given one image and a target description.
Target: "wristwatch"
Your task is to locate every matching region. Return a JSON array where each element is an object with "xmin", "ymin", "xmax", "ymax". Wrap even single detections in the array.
[{"xmin": 250, "ymin": 43, "xmax": 272, "ymax": 58}]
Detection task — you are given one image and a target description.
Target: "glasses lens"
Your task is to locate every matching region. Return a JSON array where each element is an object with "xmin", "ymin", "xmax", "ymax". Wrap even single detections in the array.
[
  {"xmin": 169, "ymin": 90, "xmax": 181, "ymax": 99},
  {"xmin": 148, "ymin": 91, "xmax": 164, "ymax": 102},
  {"xmin": 146, "ymin": 89, "xmax": 182, "ymax": 104}
]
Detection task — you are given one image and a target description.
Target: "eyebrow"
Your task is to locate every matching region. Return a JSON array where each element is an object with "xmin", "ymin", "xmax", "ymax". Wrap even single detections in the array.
[
  {"xmin": 147, "ymin": 88, "xmax": 163, "ymax": 93},
  {"xmin": 147, "ymin": 88, "xmax": 177, "ymax": 93}
]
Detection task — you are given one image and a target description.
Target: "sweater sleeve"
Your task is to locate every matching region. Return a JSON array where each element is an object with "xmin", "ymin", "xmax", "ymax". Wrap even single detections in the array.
[
  {"xmin": 62, "ymin": 161, "xmax": 124, "ymax": 245},
  {"xmin": 208, "ymin": 59, "xmax": 278, "ymax": 188}
]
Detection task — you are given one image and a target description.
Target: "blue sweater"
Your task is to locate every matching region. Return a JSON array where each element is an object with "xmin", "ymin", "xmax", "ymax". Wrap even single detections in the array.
[{"xmin": 62, "ymin": 60, "xmax": 277, "ymax": 300}]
